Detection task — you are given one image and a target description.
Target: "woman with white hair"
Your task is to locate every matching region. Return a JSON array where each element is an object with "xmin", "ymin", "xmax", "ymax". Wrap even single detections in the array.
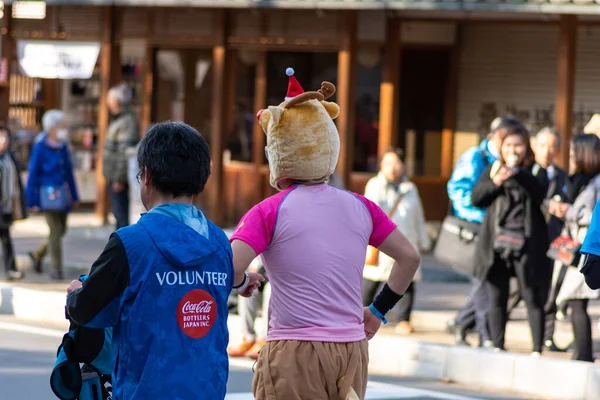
[
  {"xmin": 104, "ymin": 83, "xmax": 139, "ymax": 230},
  {"xmin": 25, "ymin": 109, "xmax": 79, "ymax": 281}
]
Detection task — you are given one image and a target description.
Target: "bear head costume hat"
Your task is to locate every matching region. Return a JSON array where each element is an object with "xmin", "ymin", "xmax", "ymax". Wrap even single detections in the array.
[{"xmin": 257, "ymin": 68, "xmax": 341, "ymax": 191}]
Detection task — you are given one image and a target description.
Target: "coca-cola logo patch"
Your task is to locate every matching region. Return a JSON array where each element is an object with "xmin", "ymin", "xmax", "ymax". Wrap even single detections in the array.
[{"xmin": 176, "ymin": 289, "xmax": 217, "ymax": 339}]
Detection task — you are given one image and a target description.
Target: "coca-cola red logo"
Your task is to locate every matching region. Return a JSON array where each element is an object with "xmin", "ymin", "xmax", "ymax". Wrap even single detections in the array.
[{"xmin": 176, "ymin": 290, "xmax": 217, "ymax": 339}]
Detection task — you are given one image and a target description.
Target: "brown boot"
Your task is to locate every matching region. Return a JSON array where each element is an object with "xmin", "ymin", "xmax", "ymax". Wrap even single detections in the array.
[
  {"xmin": 244, "ymin": 339, "xmax": 266, "ymax": 360},
  {"xmin": 394, "ymin": 321, "xmax": 414, "ymax": 335},
  {"xmin": 227, "ymin": 338, "xmax": 255, "ymax": 357}
]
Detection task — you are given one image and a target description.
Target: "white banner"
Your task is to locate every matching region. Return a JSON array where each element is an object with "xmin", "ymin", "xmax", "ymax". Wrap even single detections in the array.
[{"xmin": 17, "ymin": 40, "xmax": 100, "ymax": 79}]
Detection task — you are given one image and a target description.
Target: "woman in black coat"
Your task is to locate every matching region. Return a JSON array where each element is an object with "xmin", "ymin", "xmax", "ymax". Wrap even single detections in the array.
[{"xmin": 471, "ymin": 126, "xmax": 551, "ymax": 355}]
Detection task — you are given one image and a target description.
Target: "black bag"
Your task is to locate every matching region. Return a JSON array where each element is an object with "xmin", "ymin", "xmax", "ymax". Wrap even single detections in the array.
[
  {"xmin": 493, "ymin": 227, "xmax": 526, "ymax": 258},
  {"xmin": 434, "ymin": 149, "xmax": 489, "ymax": 276},
  {"xmin": 434, "ymin": 215, "xmax": 481, "ymax": 275}
]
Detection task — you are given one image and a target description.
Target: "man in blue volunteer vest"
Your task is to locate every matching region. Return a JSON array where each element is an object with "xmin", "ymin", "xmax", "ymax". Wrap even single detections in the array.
[
  {"xmin": 581, "ymin": 199, "xmax": 600, "ymax": 289},
  {"xmin": 66, "ymin": 122, "xmax": 260, "ymax": 399}
]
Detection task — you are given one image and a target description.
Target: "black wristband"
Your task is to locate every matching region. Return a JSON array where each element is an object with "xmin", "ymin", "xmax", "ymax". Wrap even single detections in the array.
[{"xmin": 372, "ymin": 283, "xmax": 403, "ymax": 316}]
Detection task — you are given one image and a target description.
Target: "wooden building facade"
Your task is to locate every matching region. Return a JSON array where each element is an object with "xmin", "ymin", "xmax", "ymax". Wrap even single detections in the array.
[{"xmin": 1, "ymin": 1, "xmax": 599, "ymax": 227}]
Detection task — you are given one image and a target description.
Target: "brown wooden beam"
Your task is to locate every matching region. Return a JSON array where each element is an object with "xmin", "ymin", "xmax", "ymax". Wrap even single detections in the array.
[
  {"xmin": 0, "ymin": 6, "xmax": 13, "ymax": 125},
  {"xmin": 252, "ymin": 50, "xmax": 267, "ymax": 204},
  {"xmin": 378, "ymin": 17, "xmax": 401, "ymax": 157},
  {"xmin": 141, "ymin": 45, "xmax": 154, "ymax": 137},
  {"xmin": 336, "ymin": 10, "xmax": 358, "ymax": 189},
  {"xmin": 441, "ymin": 42, "xmax": 460, "ymax": 179},
  {"xmin": 208, "ymin": 9, "xmax": 229, "ymax": 227},
  {"xmin": 555, "ymin": 15, "xmax": 577, "ymax": 171},
  {"xmin": 95, "ymin": 6, "xmax": 122, "ymax": 224}
]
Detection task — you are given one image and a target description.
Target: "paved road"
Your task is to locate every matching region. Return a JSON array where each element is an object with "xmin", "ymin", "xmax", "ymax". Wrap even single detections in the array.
[{"xmin": 0, "ymin": 316, "xmax": 528, "ymax": 400}]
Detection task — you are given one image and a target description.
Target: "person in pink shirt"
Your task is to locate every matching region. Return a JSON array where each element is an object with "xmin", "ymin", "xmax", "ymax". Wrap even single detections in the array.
[{"xmin": 230, "ymin": 69, "xmax": 420, "ymax": 400}]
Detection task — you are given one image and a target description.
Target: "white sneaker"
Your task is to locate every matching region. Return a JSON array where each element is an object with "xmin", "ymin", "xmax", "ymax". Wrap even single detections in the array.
[{"xmin": 531, "ymin": 352, "xmax": 542, "ymax": 358}]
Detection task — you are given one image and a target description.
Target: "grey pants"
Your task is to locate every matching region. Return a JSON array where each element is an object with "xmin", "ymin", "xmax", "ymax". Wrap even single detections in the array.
[
  {"xmin": 239, "ymin": 282, "xmax": 271, "ymax": 341},
  {"xmin": 32, "ymin": 212, "xmax": 68, "ymax": 273}
]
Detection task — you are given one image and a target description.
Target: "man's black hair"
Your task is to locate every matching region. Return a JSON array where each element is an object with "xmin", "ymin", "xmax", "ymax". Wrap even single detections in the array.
[{"xmin": 137, "ymin": 122, "xmax": 211, "ymax": 197}]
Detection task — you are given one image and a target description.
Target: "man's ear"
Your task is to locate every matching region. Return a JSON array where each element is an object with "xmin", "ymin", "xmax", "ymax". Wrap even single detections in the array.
[{"xmin": 321, "ymin": 101, "xmax": 340, "ymax": 120}]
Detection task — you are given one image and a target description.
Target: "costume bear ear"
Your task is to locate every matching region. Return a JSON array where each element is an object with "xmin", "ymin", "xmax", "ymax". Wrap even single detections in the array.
[
  {"xmin": 257, "ymin": 106, "xmax": 284, "ymax": 131},
  {"xmin": 321, "ymin": 101, "xmax": 340, "ymax": 120}
]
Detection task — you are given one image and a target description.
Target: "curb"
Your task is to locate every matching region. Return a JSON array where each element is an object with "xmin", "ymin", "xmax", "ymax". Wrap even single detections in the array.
[{"xmin": 1, "ymin": 283, "xmax": 598, "ymax": 400}]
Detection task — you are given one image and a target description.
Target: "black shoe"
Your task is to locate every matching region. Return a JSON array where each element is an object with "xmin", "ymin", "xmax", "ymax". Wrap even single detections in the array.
[
  {"xmin": 29, "ymin": 252, "xmax": 42, "ymax": 274},
  {"xmin": 544, "ymin": 339, "xmax": 566, "ymax": 352},
  {"xmin": 6, "ymin": 270, "xmax": 24, "ymax": 281}
]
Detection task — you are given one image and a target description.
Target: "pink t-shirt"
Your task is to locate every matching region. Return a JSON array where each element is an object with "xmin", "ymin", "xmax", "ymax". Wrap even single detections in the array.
[{"xmin": 230, "ymin": 183, "xmax": 397, "ymax": 342}]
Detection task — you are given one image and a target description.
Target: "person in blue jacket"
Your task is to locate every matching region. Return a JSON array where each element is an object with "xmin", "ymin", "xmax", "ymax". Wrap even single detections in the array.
[
  {"xmin": 65, "ymin": 122, "xmax": 262, "ymax": 400},
  {"xmin": 26, "ymin": 109, "xmax": 79, "ymax": 280},
  {"xmin": 445, "ymin": 116, "xmax": 526, "ymax": 347},
  {"xmin": 581, "ymin": 199, "xmax": 600, "ymax": 289}
]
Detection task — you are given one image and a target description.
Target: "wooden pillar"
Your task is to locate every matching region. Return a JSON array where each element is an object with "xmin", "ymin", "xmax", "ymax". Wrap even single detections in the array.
[
  {"xmin": 252, "ymin": 50, "xmax": 267, "ymax": 204},
  {"xmin": 441, "ymin": 45, "xmax": 459, "ymax": 179},
  {"xmin": 555, "ymin": 15, "xmax": 577, "ymax": 171},
  {"xmin": 95, "ymin": 6, "xmax": 122, "ymax": 223},
  {"xmin": 378, "ymin": 17, "xmax": 400, "ymax": 157},
  {"xmin": 141, "ymin": 45, "xmax": 154, "ymax": 136},
  {"xmin": 336, "ymin": 11, "xmax": 358, "ymax": 190},
  {"xmin": 0, "ymin": 6, "xmax": 13, "ymax": 125},
  {"xmin": 208, "ymin": 9, "xmax": 228, "ymax": 226}
]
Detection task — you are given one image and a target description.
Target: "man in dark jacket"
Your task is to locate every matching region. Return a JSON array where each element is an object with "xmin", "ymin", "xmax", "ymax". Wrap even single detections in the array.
[
  {"xmin": 103, "ymin": 84, "xmax": 139, "ymax": 230},
  {"xmin": 66, "ymin": 122, "xmax": 257, "ymax": 399}
]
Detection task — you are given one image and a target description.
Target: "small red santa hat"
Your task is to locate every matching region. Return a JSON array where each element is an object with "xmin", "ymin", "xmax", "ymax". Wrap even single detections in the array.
[{"xmin": 285, "ymin": 67, "xmax": 304, "ymax": 101}]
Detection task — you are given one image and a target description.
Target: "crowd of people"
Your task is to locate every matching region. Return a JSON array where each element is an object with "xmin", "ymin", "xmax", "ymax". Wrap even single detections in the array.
[
  {"xmin": 445, "ymin": 116, "xmax": 600, "ymax": 361},
  {"xmin": 1, "ymin": 83, "xmax": 139, "ymax": 282}
]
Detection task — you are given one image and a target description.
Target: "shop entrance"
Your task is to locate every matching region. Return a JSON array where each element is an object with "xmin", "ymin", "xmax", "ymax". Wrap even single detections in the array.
[{"xmin": 398, "ymin": 47, "xmax": 451, "ymax": 177}]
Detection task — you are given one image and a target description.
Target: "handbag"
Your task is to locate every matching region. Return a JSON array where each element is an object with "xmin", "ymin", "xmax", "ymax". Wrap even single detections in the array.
[
  {"xmin": 40, "ymin": 184, "xmax": 69, "ymax": 211},
  {"xmin": 433, "ymin": 215, "xmax": 481, "ymax": 275},
  {"xmin": 433, "ymin": 149, "xmax": 490, "ymax": 275},
  {"xmin": 547, "ymin": 235, "xmax": 581, "ymax": 267},
  {"xmin": 365, "ymin": 187, "xmax": 408, "ymax": 266},
  {"xmin": 493, "ymin": 227, "xmax": 526, "ymax": 258},
  {"xmin": 39, "ymin": 155, "xmax": 71, "ymax": 211}
]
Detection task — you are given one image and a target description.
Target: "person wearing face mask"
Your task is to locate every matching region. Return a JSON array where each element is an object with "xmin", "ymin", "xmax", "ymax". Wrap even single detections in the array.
[
  {"xmin": 471, "ymin": 126, "xmax": 550, "ymax": 356},
  {"xmin": 26, "ymin": 109, "xmax": 79, "ymax": 281},
  {"xmin": 0, "ymin": 126, "xmax": 27, "ymax": 280},
  {"xmin": 103, "ymin": 83, "xmax": 140, "ymax": 230},
  {"xmin": 362, "ymin": 147, "xmax": 430, "ymax": 335}
]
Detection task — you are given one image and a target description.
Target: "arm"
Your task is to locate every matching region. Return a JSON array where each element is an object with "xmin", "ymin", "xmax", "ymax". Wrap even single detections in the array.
[
  {"xmin": 379, "ymin": 229, "xmax": 421, "ymax": 296},
  {"xmin": 512, "ymin": 165, "xmax": 548, "ymax": 205},
  {"xmin": 62, "ymin": 146, "xmax": 79, "ymax": 203},
  {"xmin": 565, "ymin": 185, "xmax": 600, "ymax": 228},
  {"xmin": 25, "ymin": 143, "xmax": 42, "ymax": 208},
  {"xmin": 582, "ymin": 254, "xmax": 600, "ymax": 290},
  {"xmin": 471, "ymin": 165, "xmax": 502, "ymax": 208},
  {"xmin": 447, "ymin": 149, "xmax": 484, "ymax": 217},
  {"xmin": 66, "ymin": 234, "xmax": 130, "ymax": 328},
  {"xmin": 230, "ymin": 202, "xmax": 276, "ymax": 294}
]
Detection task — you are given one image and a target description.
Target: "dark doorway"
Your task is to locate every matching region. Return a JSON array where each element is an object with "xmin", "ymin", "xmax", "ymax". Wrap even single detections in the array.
[{"xmin": 398, "ymin": 48, "xmax": 450, "ymax": 177}]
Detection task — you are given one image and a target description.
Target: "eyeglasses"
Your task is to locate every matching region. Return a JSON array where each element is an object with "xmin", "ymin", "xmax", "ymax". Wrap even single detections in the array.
[{"xmin": 136, "ymin": 170, "xmax": 143, "ymax": 183}]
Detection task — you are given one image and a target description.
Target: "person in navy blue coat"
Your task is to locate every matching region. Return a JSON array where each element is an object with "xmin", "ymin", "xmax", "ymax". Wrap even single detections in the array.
[
  {"xmin": 65, "ymin": 122, "xmax": 257, "ymax": 400},
  {"xmin": 26, "ymin": 110, "xmax": 79, "ymax": 281}
]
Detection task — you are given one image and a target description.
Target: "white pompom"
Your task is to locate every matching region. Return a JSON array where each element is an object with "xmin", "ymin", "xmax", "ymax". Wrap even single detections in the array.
[{"xmin": 286, "ymin": 67, "xmax": 295, "ymax": 77}]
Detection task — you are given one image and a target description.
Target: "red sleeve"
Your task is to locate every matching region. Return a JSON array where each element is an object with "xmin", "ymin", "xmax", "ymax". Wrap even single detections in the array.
[
  {"xmin": 230, "ymin": 194, "xmax": 283, "ymax": 255},
  {"xmin": 353, "ymin": 193, "xmax": 397, "ymax": 247}
]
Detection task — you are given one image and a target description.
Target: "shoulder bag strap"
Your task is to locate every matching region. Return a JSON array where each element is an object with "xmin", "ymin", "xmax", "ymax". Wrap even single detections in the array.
[{"xmin": 387, "ymin": 187, "xmax": 408, "ymax": 218}]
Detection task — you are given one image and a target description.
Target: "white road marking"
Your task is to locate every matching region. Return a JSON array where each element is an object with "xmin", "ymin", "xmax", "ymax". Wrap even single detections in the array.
[
  {"xmin": 0, "ymin": 321, "xmax": 64, "ymax": 338},
  {"xmin": 225, "ymin": 380, "xmax": 483, "ymax": 400},
  {"xmin": 0, "ymin": 321, "xmax": 484, "ymax": 400}
]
